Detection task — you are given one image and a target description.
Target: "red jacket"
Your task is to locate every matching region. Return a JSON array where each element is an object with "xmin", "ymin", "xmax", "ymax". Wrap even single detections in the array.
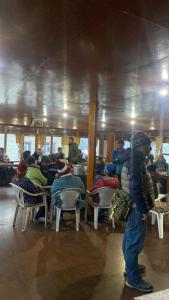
[{"xmin": 90, "ymin": 176, "xmax": 119, "ymax": 192}]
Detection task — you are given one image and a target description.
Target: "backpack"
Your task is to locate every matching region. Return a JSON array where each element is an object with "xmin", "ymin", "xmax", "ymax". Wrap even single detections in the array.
[{"xmin": 110, "ymin": 189, "xmax": 133, "ymax": 222}]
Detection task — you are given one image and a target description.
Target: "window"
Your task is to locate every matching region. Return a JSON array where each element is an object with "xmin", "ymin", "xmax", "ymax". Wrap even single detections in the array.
[
  {"xmin": 0, "ymin": 134, "xmax": 4, "ymax": 148},
  {"xmin": 52, "ymin": 136, "xmax": 62, "ymax": 153},
  {"xmin": 43, "ymin": 136, "xmax": 51, "ymax": 155},
  {"xmin": 6, "ymin": 134, "xmax": 20, "ymax": 161},
  {"xmin": 162, "ymin": 143, "xmax": 169, "ymax": 163},
  {"xmin": 124, "ymin": 141, "xmax": 130, "ymax": 149},
  {"xmin": 151, "ymin": 141, "xmax": 156, "ymax": 157},
  {"xmin": 79, "ymin": 138, "xmax": 100, "ymax": 157},
  {"xmin": 79, "ymin": 138, "xmax": 88, "ymax": 156},
  {"xmin": 24, "ymin": 136, "xmax": 35, "ymax": 155}
]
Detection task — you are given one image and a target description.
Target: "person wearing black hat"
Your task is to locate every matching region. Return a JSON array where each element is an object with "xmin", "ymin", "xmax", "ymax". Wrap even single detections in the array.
[
  {"xmin": 111, "ymin": 139, "xmax": 126, "ymax": 184},
  {"xmin": 121, "ymin": 131, "xmax": 154, "ymax": 292}
]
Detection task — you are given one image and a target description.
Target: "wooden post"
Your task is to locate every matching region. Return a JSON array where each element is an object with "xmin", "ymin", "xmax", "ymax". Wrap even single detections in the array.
[
  {"xmin": 87, "ymin": 101, "xmax": 97, "ymax": 189},
  {"xmin": 4, "ymin": 126, "xmax": 7, "ymax": 153},
  {"xmin": 99, "ymin": 132, "xmax": 104, "ymax": 157},
  {"xmin": 105, "ymin": 132, "xmax": 115, "ymax": 162}
]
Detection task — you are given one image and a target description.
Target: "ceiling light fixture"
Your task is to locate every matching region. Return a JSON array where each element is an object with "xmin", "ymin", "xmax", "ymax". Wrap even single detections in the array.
[
  {"xmin": 63, "ymin": 113, "xmax": 67, "ymax": 118},
  {"xmin": 150, "ymin": 126, "xmax": 155, "ymax": 130},
  {"xmin": 160, "ymin": 88, "xmax": 168, "ymax": 96},
  {"xmin": 101, "ymin": 123, "xmax": 105, "ymax": 128},
  {"xmin": 130, "ymin": 120, "xmax": 135, "ymax": 125},
  {"xmin": 43, "ymin": 118, "xmax": 47, "ymax": 122},
  {"xmin": 64, "ymin": 103, "xmax": 68, "ymax": 110}
]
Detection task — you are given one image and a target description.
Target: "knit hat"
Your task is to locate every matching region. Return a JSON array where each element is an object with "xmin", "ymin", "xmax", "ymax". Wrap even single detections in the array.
[
  {"xmin": 26, "ymin": 156, "xmax": 35, "ymax": 165},
  {"xmin": 130, "ymin": 132, "xmax": 151, "ymax": 148},
  {"xmin": 57, "ymin": 162, "xmax": 68, "ymax": 174},
  {"xmin": 17, "ymin": 161, "xmax": 27, "ymax": 174}
]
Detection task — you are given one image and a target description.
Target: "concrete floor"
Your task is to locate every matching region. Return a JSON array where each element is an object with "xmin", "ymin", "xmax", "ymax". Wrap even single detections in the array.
[{"xmin": 0, "ymin": 186, "xmax": 169, "ymax": 300}]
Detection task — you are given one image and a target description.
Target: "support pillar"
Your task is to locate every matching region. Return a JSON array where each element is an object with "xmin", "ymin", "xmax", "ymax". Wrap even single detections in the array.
[
  {"xmin": 87, "ymin": 101, "xmax": 97, "ymax": 189},
  {"xmin": 106, "ymin": 132, "xmax": 115, "ymax": 162}
]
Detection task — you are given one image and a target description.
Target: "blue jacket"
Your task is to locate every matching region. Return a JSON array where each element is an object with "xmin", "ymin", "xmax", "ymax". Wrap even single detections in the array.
[
  {"xmin": 111, "ymin": 149, "xmax": 126, "ymax": 175},
  {"xmin": 51, "ymin": 174, "xmax": 85, "ymax": 208},
  {"xmin": 121, "ymin": 149, "xmax": 149, "ymax": 214}
]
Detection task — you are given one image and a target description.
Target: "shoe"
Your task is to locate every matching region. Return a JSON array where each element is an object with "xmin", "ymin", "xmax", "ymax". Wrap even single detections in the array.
[
  {"xmin": 33, "ymin": 217, "xmax": 46, "ymax": 223},
  {"xmin": 124, "ymin": 264, "xmax": 145, "ymax": 276},
  {"xmin": 125, "ymin": 279, "xmax": 153, "ymax": 292}
]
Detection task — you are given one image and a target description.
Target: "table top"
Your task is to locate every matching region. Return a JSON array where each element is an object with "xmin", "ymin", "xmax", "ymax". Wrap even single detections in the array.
[{"xmin": 0, "ymin": 163, "xmax": 19, "ymax": 167}]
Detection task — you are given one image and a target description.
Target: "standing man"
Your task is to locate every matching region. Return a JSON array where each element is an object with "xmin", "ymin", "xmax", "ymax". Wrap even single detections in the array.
[
  {"xmin": 68, "ymin": 137, "xmax": 79, "ymax": 164},
  {"xmin": 111, "ymin": 140, "xmax": 126, "ymax": 183},
  {"xmin": 121, "ymin": 132, "xmax": 153, "ymax": 292}
]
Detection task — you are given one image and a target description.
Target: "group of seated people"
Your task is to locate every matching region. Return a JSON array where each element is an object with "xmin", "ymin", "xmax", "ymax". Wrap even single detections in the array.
[{"xmin": 11, "ymin": 149, "xmax": 120, "ymax": 223}]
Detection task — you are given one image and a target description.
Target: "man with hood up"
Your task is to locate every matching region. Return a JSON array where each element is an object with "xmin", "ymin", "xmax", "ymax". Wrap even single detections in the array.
[{"xmin": 121, "ymin": 132, "xmax": 154, "ymax": 293}]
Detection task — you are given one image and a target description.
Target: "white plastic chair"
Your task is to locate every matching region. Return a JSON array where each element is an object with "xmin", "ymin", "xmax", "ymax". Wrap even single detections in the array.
[
  {"xmin": 10, "ymin": 183, "xmax": 48, "ymax": 231},
  {"xmin": 85, "ymin": 187, "xmax": 115, "ymax": 230},
  {"xmin": 149, "ymin": 193, "xmax": 169, "ymax": 239},
  {"xmin": 50, "ymin": 188, "xmax": 82, "ymax": 232}
]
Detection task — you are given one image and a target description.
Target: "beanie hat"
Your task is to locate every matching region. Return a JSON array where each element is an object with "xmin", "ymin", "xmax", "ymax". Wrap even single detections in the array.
[
  {"xmin": 57, "ymin": 162, "xmax": 68, "ymax": 174},
  {"xmin": 26, "ymin": 156, "xmax": 35, "ymax": 166},
  {"xmin": 17, "ymin": 161, "xmax": 27, "ymax": 174},
  {"xmin": 130, "ymin": 132, "xmax": 151, "ymax": 148}
]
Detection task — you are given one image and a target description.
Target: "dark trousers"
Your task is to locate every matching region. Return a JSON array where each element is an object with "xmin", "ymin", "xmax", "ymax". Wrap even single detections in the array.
[{"xmin": 122, "ymin": 207, "xmax": 146, "ymax": 284}]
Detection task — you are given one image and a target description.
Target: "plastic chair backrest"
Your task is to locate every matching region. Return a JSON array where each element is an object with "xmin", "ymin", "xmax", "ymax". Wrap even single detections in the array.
[
  {"xmin": 91, "ymin": 187, "xmax": 115, "ymax": 207},
  {"xmin": 10, "ymin": 183, "xmax": 24, "ymax": 205},
  {"xmin": 53, "ymin": 188, "xmax": 81, "ymax": 209}
]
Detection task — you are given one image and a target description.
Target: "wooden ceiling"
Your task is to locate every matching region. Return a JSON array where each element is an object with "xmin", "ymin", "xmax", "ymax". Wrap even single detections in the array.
[{"xmin": 1, "ymin": 0, "xmax": 169, "ymax": 132}]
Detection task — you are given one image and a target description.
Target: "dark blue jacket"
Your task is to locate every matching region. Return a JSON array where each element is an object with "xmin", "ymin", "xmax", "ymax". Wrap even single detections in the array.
[{"xmin": 120, "ymin": 148, "xmax": 149, "ymax": 214}]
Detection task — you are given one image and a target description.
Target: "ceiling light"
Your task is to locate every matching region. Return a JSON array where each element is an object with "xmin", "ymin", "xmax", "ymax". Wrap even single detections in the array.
[
  {"xmin": 102, "ymin": 116, "xmax": 106, "ymax": 122},
  {"xmin": 162, "ymin": 70, "xmax": 168, "ymax": 81},
  {"xmin": 130, "ymin": 120, "xmax": 135, "ymax": 125},
  {"xmin": 63, "ymin": 113, "xmax": 67, "ymax": 118},
  {"xmin": 160, "ymin": 89, "xmax": 168, "ymax": 96},
  {"xmin": 43, "ymin": 118, "xmax": 47, "ymax": 122},
  {"xmin": 64, "ymin": 103, "xmax": 68, "ymax": 110},
  {"xmin": 101, "ymin": 123, "xmax": 105, "ymax": 128},
  {"xmin": 131, "ymin": 112, "xmax": 136, "ymax": 118},
  {"xmin": 72, "ymin": 126, "xmax": 77, "ymax": 130},
  {"xmin": 150, "ymin": 126, "xmax": 155, "ymax": 130}
]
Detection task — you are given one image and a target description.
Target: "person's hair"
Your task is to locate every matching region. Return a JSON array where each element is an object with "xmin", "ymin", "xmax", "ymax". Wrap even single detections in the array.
[
  {"xmin": 41, "ymin": 156, "xmax": 50, "ymax": 164},
  {"xmin": 23, "ymin": 150, "xmax": 31, "ymax": 160},
  {"xmin": 16, "ymin": 172, "xmax": 26, "ymax": 180},
  {"xmin": 69, "ymin": 136, "xmax": 74, "ymax": 141},
  {"xmin": 0, "ymin": 147, "xmax": 4, "ymax": 151},
  {"xmin": 117, "ymin": 139, "xmax": 124, "ymax": 146},
  {"xmin": 58, "ymin": 147, "xmax": 62, "ymax": 151}
]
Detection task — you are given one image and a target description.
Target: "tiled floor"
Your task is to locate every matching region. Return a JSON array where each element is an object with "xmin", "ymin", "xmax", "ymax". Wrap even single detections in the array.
[{"xmin": 0, "ymin": 186, "xmax": 169, "ymax": 300}]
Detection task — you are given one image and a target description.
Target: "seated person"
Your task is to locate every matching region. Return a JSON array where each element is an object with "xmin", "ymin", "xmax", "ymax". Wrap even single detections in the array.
[
  {"xmin": 95, "ymin": 156, "xmax": 105, "ymax": 176},
  {"xmin": 55, "ymin": 147, "xmax": 65, "ymax": 160},
  {"xmin": 11, "ymin": 161, "xmax": 45, "ymax": 221},
  {"xmin": 154, "ymin": 154, "xmax": 168, "ymax": 194},
  {"xmin": 0, "ymin": 147, "xmax": 10, "ymax": 185},
  {"xmin": 90, "ymin": 166, "xmax": 119, "ymax": 202},
  {"xmin": 40, "ymin": 156, "xmax": 55, "ymax": 185},
  {"xmin": 32, "ymin": 148, "xmax": 43, "ymax": 163},
  {"xmin": 26, "ymin": 156, "xmax": 47, "ymax": 186},
  {"xmin": 23, "ymin": 150, "xmax": 31, "ymax": 163},
  {"xmin": 51, "ymin": 162, "xmax": 85, "ymax": 208},
  {"xmin": 154, "ymin": 154, "xmax": 168, "ymax": 173}
]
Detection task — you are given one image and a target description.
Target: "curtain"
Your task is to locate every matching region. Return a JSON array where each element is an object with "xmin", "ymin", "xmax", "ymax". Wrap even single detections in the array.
[
  {"xmin": 155, "ymin": 136, "xmax": 163, "ymax": 160},
  {"xmin": 73, "ymin": 136, "xmax": 80, "ymax": 145},
  {"xmin": 16, "ymin": 133, "xmax": 24, "ymax": 159},
  {"xmin": 37, "ymin": 134, "xmax": 46, "ymax": 148}
]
